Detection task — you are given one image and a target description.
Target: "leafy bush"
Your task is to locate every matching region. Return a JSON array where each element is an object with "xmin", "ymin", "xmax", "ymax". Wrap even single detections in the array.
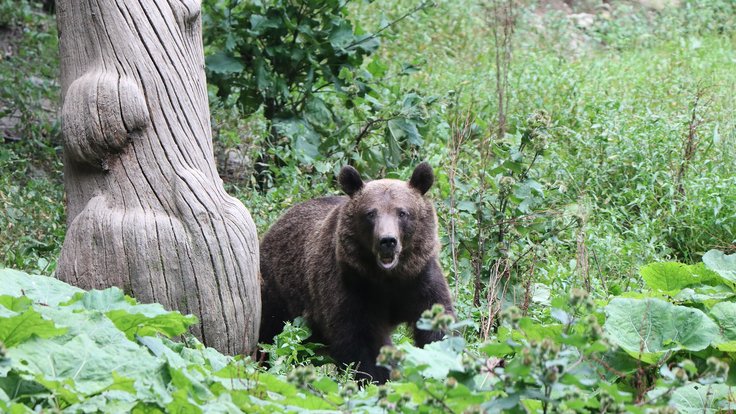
[
  {"xmin": 204, "ymin": 0, "xmax": 379, "ymax": 120},
  {"xmin": 203, "ymin": 0, "xmax": 437, "ymax": 181},
  {"xmin": 436, "ymin": 109, "xmax": 571, "ymax": 337}
]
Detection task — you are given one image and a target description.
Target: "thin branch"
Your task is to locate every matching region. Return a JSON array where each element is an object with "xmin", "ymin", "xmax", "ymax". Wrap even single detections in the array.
[{"xmin": 346, "ymin": 1, "xmax": 434, "ymax": 51}]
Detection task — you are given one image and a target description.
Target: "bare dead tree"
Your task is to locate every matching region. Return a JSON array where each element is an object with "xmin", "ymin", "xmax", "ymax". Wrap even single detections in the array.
[{"xmin": 674, "ymin": 84, "xmax": 711, "ymax": 197}]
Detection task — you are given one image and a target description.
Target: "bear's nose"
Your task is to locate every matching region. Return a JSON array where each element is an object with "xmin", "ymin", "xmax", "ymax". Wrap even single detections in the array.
[{"xmin": 379, "ymin": 237, "xmax": 397, "ymax": 250}]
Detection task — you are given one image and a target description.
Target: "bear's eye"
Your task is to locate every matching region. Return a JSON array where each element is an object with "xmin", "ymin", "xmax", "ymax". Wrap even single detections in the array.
[
  {"xmin": 398, "ymin": 210, "xmax": 409, "ymax": 219},
  {"xmin": 365, "ymin": 210, "xmax": 377, "ymax": 220}
]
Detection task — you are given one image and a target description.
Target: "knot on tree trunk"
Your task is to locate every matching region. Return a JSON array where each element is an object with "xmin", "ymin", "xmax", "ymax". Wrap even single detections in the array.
[{"xmin": 62, "ymin": 72, "xmax": 149, "ymax": 170}]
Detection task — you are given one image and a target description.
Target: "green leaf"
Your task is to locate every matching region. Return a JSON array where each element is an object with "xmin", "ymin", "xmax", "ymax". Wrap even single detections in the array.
[
  {"xmin": 387, "ymin": 118, "xmax": 422, "ymax": 146},
  {"xmin": 138, "ymin": 336, "xmax": 214, "ymax": 403},
  {"xmin": 329, "ymin": 20, "xmax": 354, "ymax": 50},
  {"xmin": 166, "ymin": 388, "xmax": 203, "ymax": 413},
  {"xmin": 673, "ymin": 285, "xmax": 735, "ymax": 308},
  {"xmin": 604, "ymin": 298, "xmax": 718, "ymax": 363},
  {"xmin": 366, "ymin": 58, "xmax": 387, "ymax": 78},
  {"xmin": 180, "ymin": 343, "xmax": 230, "ymax": 374},
  {"xmin": 0, "ymin": 268, "xmax": 82, "ymax": 306},
  {"xmin": 249, "ymin": 14, "xmax": 281, "ymax": 35},
  {"xmin": 311, "ymin": 377, "xmax": 338, "ymax": 394},
  {"xmin": 107, "ymin": 310, "xmax": 195, "ymax": 341},
  {"xmin": 253, "ymin": 58, "xmax": 270, "ymax": 92},
  {"xmin": 338, "ymin": 66, "xmax": 354, "ymax": 82},
  {"xmin": 456, "ymin": 200, "xmax": 477, "ymax": 214},
  {"xmin": 274, "ymin": 118, "xmax": 321, "ymax": 164},
  {"xmin": 518, "ymin": 317, "xmax": 562, "ymax": 341},
  {"xmin": 670, "ymin": 383, "xmax": 735, "ymax": 414},
  {"xmin": 0, "ymin": 307, "xmax": 66, "ymax": 347},
  {"xmin": 65, "ymin": 288, "xmax": 197, "ymax": 340},
  {"xmin": 480, "ymin": 342, "xmax": 514, "ymax": 357},
  {"xmin": 703, "ymin": 250, "xmax": 736, "ymax": 284},
  {"xmin": 64, "ymin": 287, "xmax": 133, "ymax": 309},
  {"xmin": 63, "ymin": 389, "xmax": 139, "ymax": 413},
  {"xmin": 640, "ymin": 262, "xmax": 718, "ymax": 293},
  {"xmin": 0, "ymin": 296, "xmax": 31, "ymax": 313},
  {"xmin": 532, "ymin": 283, "xmax": 551, "ymax": 305},
  {"xmin": 205, "ymin": 52, "xmax": 244, "ymax": 74},
  {"xmin": 250, "ymin": 373, "xmax": 334, "ymax": 410},
  {"xmin": 398, "ymin": 337, "xmax": 465, "ymax": 379},
  {"xmin": 384, "ymin": 128, "xmax": 402, "ymax": 168},
  {"xmin": 9, "ymin": 333, "xmax": 166, "ymax": 398},
  {"xmin": 0, "ymin": 401, "xmax": 34, "ymax": 414},
  {"xmin": 709, "ymin": 301, "xmax": 736, "ymax": 349},
  {"xmin": 304, "ymin": 97, "xmax": 333, "ymax": 127}
]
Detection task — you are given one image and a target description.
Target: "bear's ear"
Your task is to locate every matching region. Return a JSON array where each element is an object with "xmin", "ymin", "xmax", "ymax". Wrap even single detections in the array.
[
  {"xmin": 409, "ymin": 162, "xmax": 434, "ymax": 195},
  {"xmin": 339, "ymin": 165, "xmax": 364, "ymax": 197}
]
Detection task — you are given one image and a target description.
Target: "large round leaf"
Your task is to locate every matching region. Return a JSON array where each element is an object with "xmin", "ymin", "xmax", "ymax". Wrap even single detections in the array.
[
  {"xmin": 0, "ymin": 268, "xmax": 82, "ymax": 306},
  {"xmin": 670, "ymin": 383, "xmax": 736, "ymax": 414},
  {"xmin": 640, "ymin": 262, "xmax": 719, "ymax": 294},
  {"xmin": 604, "ymin": 298, "xmax": 718, "ymax": 363},
  {"xmin": 709, "ymin": 301, "xmax": 736, "ymax": 351},
  {"xmin": 703, "ymin": 250, "xmax": 736, "ymax": 284}
]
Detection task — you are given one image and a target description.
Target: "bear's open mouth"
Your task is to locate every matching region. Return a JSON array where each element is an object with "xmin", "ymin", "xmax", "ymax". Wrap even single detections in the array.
[{"xmin": 378, "ymin": 254, "xmax": 399, "ymax": 270}]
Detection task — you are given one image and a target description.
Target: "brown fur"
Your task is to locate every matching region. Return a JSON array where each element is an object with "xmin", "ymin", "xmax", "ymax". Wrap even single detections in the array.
[{"xmin": 259, "ymin": 163, "xmax": 454, "ymax": 383}]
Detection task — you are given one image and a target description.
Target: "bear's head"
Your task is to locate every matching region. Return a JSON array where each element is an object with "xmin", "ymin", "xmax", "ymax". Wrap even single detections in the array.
[{"xmin": 336, "ymin": 163, "xmax": 439, "ymax": 278}]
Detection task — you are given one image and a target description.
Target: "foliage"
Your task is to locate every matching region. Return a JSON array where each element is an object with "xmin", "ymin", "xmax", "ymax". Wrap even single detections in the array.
[
  {"xmin": 439, "ymin": 108, "xmax": 571, "ymax": 339},
  {"xmin": 203, "ymin": 0, "xmax": 437, "ymax": 180},
  {"xmin": 5, "ymin": 251, "xmax": 736, "ymax": 412},
  {"xmin": 318, "ymin": 251, "xmax": 736, "ymax": 413},
  {"xmin": 0, "ymin": 268, "xmax": 347, "ymax": 413},
  {"xmin": 258, "ymin": 317, "xmax": 330, "ymax": 371},
  {"xmin": 204, "ymin": 0, "xmax": 380, "ymax": 119}
]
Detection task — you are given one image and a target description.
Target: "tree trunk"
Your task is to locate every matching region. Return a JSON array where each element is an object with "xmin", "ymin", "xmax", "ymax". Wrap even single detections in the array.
[{"xmin": 55, "ymin": 0, "xmax": 260, "ymax": 355}]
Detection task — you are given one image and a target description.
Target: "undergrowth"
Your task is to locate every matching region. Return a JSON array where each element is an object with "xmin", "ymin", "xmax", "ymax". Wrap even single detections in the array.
[{"xmin": 3, "ymin": 251, "xmax": 736, "ymax": 412}]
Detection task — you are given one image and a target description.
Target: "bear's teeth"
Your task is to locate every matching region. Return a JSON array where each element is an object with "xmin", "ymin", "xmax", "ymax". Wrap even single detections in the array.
[{"xmin": 378, "ymin": 255, "xmax": 398, "ymax": 270}]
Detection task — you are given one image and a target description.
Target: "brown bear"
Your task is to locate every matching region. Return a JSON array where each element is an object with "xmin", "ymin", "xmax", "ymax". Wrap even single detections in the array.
[{"xmin": 258, "ymin": 163, "xmax": 455, "ymax": 383}]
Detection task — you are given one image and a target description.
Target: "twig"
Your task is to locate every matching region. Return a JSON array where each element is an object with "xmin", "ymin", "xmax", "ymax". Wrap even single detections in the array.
[
  {"xmin": 591, "ymin": 248, "xmax": 607, "ymax": 292},
  {"xmin": 346, "ymin": 1, "xmax": 434, "ymax": 51},
  {"xmin": 353, "ymin": 117, "xmax": 396, "ymax": 153}
]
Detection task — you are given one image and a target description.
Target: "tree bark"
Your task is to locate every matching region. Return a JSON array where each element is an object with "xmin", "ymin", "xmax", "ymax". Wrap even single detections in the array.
[{"xmin": 55, "ymin": 0, "xmax": 260, "ymax": 354}]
